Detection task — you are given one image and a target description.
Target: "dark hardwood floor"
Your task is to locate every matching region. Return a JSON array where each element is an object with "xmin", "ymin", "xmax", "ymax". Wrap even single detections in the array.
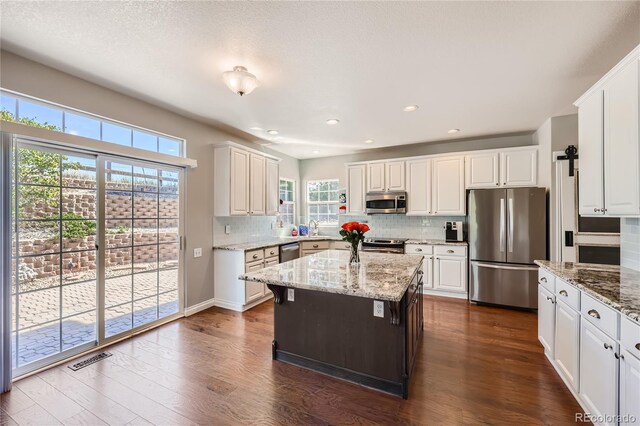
[{"xmin": 1, "ymin": 296, "xmax": 583, "ymax": 425}]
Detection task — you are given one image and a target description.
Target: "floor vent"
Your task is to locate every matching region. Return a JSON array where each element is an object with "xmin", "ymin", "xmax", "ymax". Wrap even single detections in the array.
[{"xmin": 68, "ymin": 352, "xmax": 112, "ymax": 371}]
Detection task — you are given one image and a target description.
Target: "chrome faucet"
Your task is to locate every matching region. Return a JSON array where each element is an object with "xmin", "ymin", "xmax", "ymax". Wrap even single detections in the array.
[{"xmin": 309, "ymin": 220, "xmax": 319, "ymax": 236}]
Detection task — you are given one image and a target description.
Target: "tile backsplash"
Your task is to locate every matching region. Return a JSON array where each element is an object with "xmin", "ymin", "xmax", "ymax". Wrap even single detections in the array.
[
  {"xmin": 621, "ymin": 218, "xmax": 640, "ymax": 271},
  {"xmin": 213, "ymin": 214, "xmax": 465, "ymax": 245}
]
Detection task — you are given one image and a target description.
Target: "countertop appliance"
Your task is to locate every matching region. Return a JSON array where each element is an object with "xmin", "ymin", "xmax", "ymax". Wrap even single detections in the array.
[
  {"xmin": 365, "ymin": 191, "xmax": 407, "ymax": 215},
  {"xmin": 280, "ymin": 242, "xmax": 300, "ymax": 263},
  {"xmin": 445, "ymin": 221, "xmax": 464, "ymax": 242},
  {"xmin": 468, "ymin": 188, "xmax": 547, "ymax": 309},
  {"xmin": 361, "ymin": 238, "xmax": 407, "ymax": 254}
]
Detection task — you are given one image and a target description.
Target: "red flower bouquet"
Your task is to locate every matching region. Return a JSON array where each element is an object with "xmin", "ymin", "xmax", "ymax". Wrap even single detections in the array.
[{"xmin": 339, "ymin": 221, "xmax": 370, "ymax": 264}]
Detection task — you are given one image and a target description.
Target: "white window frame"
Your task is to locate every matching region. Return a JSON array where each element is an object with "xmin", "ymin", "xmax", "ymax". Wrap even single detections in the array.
[
  {"xmin": 279, "ymin": 177, "xmax": 296, "ymax": 225},
  {"xmin": 306, "ymin": 179, "xmax": 340, "ymax": 227}
]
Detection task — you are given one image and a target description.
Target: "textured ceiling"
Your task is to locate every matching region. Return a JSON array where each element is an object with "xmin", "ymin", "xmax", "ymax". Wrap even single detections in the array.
[{"xmin": 1, "ymin": 1, "xmax": 639, "ymax": 159}]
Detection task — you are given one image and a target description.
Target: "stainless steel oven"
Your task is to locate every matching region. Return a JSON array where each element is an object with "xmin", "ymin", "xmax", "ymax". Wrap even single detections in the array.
[
  {"xmin": 365, "ymin": 191, "xmax": 407, "ymax": 214},
  {"xmin": 361, "ymin": 238, "xmax": 406, "ymax": 254}
]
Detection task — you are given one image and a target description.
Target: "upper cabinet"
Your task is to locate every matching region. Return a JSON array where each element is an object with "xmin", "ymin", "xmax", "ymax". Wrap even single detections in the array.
[
  {"xmin": 214, "ymin": 143, "xmax": 280, "ymax": 217},
  {"xmin": 367, "ymin": 160, "xmax": 405, "ymax": 192},
  {"xmin": 406, "ymin": 158, "xmax": 431, "ymax": 215},
  {"xmin": 431, "ymin": 156, "xmax": 465, "ymax": 216},
  {"xmin": 347, "ymin": 164, "xmax": 366, "ymax": 214},
  {"xmin": 576, "ymin": 46, "xmax": 640, "ymax": 217},
  {"xmin": 465, "ymin": 147, "xmax": 537, "ymax": 189}
]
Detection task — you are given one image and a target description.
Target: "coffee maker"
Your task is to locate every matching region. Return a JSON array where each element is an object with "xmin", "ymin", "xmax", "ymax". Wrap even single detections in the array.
[{"xmin": 445, "ymin": 221, "xmax": 464, "ymax": 242}]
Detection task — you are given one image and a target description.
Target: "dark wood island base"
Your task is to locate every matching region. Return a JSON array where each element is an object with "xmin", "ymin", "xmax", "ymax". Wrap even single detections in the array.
[{"xmin": 266, "ymin": 271, "xmax": 423, "ymax": 399}]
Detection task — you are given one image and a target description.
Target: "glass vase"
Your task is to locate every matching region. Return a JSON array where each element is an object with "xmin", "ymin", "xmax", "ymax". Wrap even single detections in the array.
[{"xmin": 349, "ymin": 241, "xmax": 361, "ymax": 265}]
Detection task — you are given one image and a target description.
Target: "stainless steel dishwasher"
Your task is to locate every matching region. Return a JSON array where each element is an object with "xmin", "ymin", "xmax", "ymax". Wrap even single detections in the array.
[{"xmin": 279, "ymin": 242, "xmax": 300, "ymax": 263}]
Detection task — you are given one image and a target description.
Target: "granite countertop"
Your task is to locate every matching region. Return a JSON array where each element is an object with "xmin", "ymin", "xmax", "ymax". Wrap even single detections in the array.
[
  {"xmin": 405, "ymin": 239, "xmax": 468, "ymax": 246},
  {"xmin": 535, "ymin": 260, "xmax": 640, "ymax": 322},
  {"xmin": 239, "ymin": 249, "xmax": 423, "ymax": 302},
  {"xmin": 213, "ymin": 235, "xmax": 343, "ymax": 251}
]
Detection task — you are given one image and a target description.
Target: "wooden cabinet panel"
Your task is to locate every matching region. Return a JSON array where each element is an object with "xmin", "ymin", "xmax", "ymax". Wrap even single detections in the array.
[
  {"xmin": 578, "ymin": 91, "xmax": 605, "ymax": 216},
  {"xmin": 386, "ymin": 161, "xmax": 405, "ymax": 191},
  {"xmin": 265, "ymin": 158, "xmax": 279, "ymax": 215},
  {"xmin": 620, "ymin": 349, "xmax": 640, "ymax": 426},
  {"xmin": 434, "ymin": 255, "xmax": 466, "ymax": 292},
  {"xmin": 538, "ymin": 285, "xmax": 556, "ymax": 357},
  {"xmin": 406, "ymin": 158, "xmax": 431, "ymax": 215},
  {"xmin": 603, "ymin": 59, "xmax": 640, "ymax": 215},
  {"xmin": 230, "ymin": 148, "xmax": 250, "ymax": 216},
  {"xmin": 249, "ymin": 154, "xmax": 266, "ymax": 215},
  {"xmin": 347, "ymin": 164, "xmax": 366, "ymax": 214},
  {"xmin": 554, "ymin": 300, "xmax": 580, "ymax": 391},
  {"xmin": 431, "ymin": 156, "xmax": 465, "ymax": 216},
  {"xmin": 500, "ymin": 149, "xmax": 537, "ymax": 187},
  {"xmin": 367, "ymin": 162, "xmax": 385, "ymax": 192},
  {"xmin": 465, "ymin": 152, "xmax": 499, "ymax": 188}
]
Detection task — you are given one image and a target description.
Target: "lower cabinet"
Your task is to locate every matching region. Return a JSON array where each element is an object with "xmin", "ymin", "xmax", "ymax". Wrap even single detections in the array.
[
  {"xmin": 406, "ymin": 277, "xmax": 423, "ymax": 376},
  {"xmin": 538, "ymin": 285, "xmax": 556, "ymax": 356},
  {"xmin": 405, "ymin": 244, "xmax": 466, "ymax": 296},
  {"xmin": 620, "ymin": 349, "xmax": 640, "ymax": 426},
  {"xmin": 434, "ymin": 255, "xmax": 466, "ymax": 293},
  {"xmin": 555, "ymin": 300, "xmax": 580, "ymax": 391},
  {"xmin": 579, "ymin": 320, "xmax": 619, "ymax": 426}
]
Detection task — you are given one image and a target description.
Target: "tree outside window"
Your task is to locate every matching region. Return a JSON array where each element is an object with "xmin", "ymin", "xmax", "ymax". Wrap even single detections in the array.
[{"xmin": 307, "ymin": 179, "xmax": 339, "ymax": 226}]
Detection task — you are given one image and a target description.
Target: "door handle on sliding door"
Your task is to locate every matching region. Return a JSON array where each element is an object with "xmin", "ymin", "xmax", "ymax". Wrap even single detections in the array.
[
  {"xmin": 499, "ymin": 198, "xmax": 505, "ymax": 252},
  {"xmin": 508, "ymin": 197, "xmax": 514, "ymax": 253}
]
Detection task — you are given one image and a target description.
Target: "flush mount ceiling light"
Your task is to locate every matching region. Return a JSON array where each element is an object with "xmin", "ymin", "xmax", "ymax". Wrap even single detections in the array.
[
  {"xmin": 403, "ymin": 105, "xmax": 419, "ymax": 112},
  {"xmin": 222, "ymin": 66, "xmax": 260, "ymax": 96},
  {"xmin": 447, "ymin": 129, "xmax": 460, "ymax": 134},
  {"xmin": 312, "ymin": 150, "xmax": 320, "ymax": 154},
  {"xmin": 267, "ymin": 130, "xmax": 279, "ymax": 135},
  {"xmin": 326, "ymin": 119, "xmax": 340, "ymax": 125},
  {"xmin": 364, "ymin": 139, "xmax": 375, "ymax": 144}
]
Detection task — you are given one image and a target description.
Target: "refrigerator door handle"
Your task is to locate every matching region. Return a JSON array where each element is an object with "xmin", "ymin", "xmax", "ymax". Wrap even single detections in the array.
[
  {"xmin": 474, "ymin": 262, "xmax": 538, "ymax": 272},
  {"xmin": 508, "ymin": 197, "xmax": 514, "ymax": 253},
  {"xmin": 499, "ymin": 198, "xmax": 505, "ymax": 253}
]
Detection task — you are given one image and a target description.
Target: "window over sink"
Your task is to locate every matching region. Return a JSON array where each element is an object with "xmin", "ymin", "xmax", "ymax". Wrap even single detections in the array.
[{"xmin": 307, "ymin": 179, "xmax": 339, "ymax": 226}]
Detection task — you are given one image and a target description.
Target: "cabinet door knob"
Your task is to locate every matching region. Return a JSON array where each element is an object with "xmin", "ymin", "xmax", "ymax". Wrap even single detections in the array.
[
  {"xmin": 615, "ymin": 352, "xmax": 620, "ymax": 359},
  {"xmin": 495, "ymin": 183, "xmax": 499, "ymax": 186},
  {"xmin": 603, "ymin": 208, "xmax": 607, "ymax": 213},
  {"xmin": 447, "ymin": 249, "xmax": 454, "ymax": 253},
  {"xmin": 636, "ymin": 343, "xmax": 640, "ymax": 351},
  {"xmin": 604, "ymin": 343, "xmax": 613, "ymax": 350},
  {"xmin": 588, "ymin": 309, "xmax": 600, "ymax": 319},
  {"xmin": 540, "ymin": 277, "xmax": 547, "ymax": 283},
  {"xmin": 559, "ymin": 290, "xmax": 568, "ymax": 297},
  {"xmin": 313, "ymin": 244, "xmax": 318, "ymax": 248},
  {"xmin": 594, "ymin": 208, "xmax": 600, "ymax": 212},
  {"xmin": 253, "ymin": 254, "xmax": 258, "ymax": 259},
  {"xmin": 416, "ymin": 248, "xmax": 422, "ymax": 252},
  {"xmin": 546, "ymin": 296, "xmax": 555, "ymax": 303}
]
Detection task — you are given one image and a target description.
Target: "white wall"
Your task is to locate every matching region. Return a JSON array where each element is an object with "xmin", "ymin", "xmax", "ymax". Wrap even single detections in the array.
[{"xmin": 0, "ymin": 50, "xmax": 300, "ymax": 308}]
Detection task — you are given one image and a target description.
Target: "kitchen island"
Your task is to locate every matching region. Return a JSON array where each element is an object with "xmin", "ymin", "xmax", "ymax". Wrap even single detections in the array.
[{"xmin": 239, "ymin": 250, "xmax": 424, "ymax": 399}]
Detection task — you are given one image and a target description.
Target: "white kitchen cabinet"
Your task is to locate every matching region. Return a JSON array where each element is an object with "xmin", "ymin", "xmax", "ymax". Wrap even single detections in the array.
[
  {"xmin": 406, "ymin": 158, "xmax": 431, "ymax": 215},
  {"xmin": 620, "ymin": 349, "xmax": 640, "ymax": 426},
  {"xmin": 214, "ymin": 143, "xmax": 280, "ymax": 217},
  {"xmin": 347, "ymin": 164, "xmax": 366, "ymax": 214},
  {"xmin": 423, "ymin": 255, "xmax": 434, "ymax": 289},
  {"xmin": 603, "ymin": 59, "xmax": 640, "ymax": 216},
  {"xmin": 434, "ymin": 255, "xmax": 466, "ymax": 293},
  {"xmin": 245, "ymin": 260, "xmax": 266, "ymax": 303},
  {"xmin": 579, "ymin": 319, "xmax": 618, "ymax": 426},
  {"xmin": 555, "ymin": 299, "xmax": 581, "ymax": 392},
  {"xmin": 538, "ymin": 285, "xmax": 556, "ymax": 357},
  {"xmin": 499, "ymin": 148, "xmax": 537, "ymax": 187},
  {"xmin": 265, "ymin": 158, "xmax": 280, "ymax": 216},
  {"xmin": 386, "ymin": 161, "xmax": 405, "ymax": 191},
  {"xmin": 367, "ymin": 162, "xmax": 385, "ymax": 192},
  {"xmin": 249, "ymin": 154, "xmax": 266, "ymax": 215},
  {"xmin": 431, "ymin": 156, "xmax": 465, "ymax": 216},
  {"xmin": 578, "ymin": 91, "xmax": 605, "ymax": 216},
  {"xmin": 367, "ymin": 161, "xmax": 405, "ymax": 192},
  {"xmin": 465, "ymin": 152, "xmax": 499, "ymax": 188}
]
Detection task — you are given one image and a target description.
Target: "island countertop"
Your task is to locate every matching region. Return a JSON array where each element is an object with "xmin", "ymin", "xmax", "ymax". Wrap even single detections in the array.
[
  {"xmin": 239, "ymin": 249, "xmax": 423, "ymax": 302},
  {"xmin": 535, "ymin": 260, "xmax": 640, "ymax": 322}
]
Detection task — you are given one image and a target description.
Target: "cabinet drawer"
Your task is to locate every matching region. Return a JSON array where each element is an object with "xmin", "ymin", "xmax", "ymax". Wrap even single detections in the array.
[
  {"xmin": 555, "ymin": 279, "xmax": 580, "ymax": 311},
  {"xmin": 581, "ymin": 293, "xmax": 619, "ymax": 338},
  {"xmin": 245, "ymin": 249, "xmax": 264, "ymax": 263},
  {"xmin": 405, "ymin": 244, "xmax": 433, "ymax": 255},
  {"xmin": 621, "ymin": 317, "xmax": 640, "ymax": 358},
  {"xmin": 264, "ymin": 257, "xmax": 279, "ymax": 268},
  {"xmin": 434, "ymin": 245, "xmax": 466, "ymax": 257},
  {"xmin": 301, "ymin": 249, "xmax": 324, "ymax": 257},
  {"xmin": 538, "ymin": 268, "xmax": 555, "ymax": 293},
  {"xmin": 245, "ymin": 260, "xmax": 264, "ymax": 273},
  {"xmin": 331, "ymin": 240, "xmax": 352, "ymax": 250},
  {"xmin": 264, "ymin": 246, "xmax": 279, "ymax": 259},
  {"xmin": 301, "ymin": 240, "xmax": 330, "ymax": 250}
]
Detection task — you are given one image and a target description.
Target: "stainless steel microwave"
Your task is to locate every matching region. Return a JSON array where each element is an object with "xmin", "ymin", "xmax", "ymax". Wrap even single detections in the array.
[{"xmin": 365, "ymin": 191, "xmax": 407, "ymax": 214}]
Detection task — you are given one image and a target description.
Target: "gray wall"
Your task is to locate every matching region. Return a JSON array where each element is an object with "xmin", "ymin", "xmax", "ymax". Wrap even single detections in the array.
[{"xmin": 0, "ymin": 50, "xmax": 300, "ymax": 308}]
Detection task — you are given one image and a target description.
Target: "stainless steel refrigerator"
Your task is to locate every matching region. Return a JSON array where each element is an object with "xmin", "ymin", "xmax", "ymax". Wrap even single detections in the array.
[{"xmin": 468, "ymin": 188, "xmax": 547, "ymax": 309}]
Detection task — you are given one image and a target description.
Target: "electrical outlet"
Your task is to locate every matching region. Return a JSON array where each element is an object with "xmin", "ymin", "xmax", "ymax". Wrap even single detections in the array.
[
  {"xmin": 225, "ymin": 225, "xmax": 231, "ymax": 235},
  {"xmin": 193, "ymin": 247, "xmax": 202, "ymax": 258},
  {"xmin": 373, "ymin": 300, "xmax": 384, "ymax": 318},
  {"xmin": 287, "ymin": 288, "xmax": 295, "ymax": 302}
]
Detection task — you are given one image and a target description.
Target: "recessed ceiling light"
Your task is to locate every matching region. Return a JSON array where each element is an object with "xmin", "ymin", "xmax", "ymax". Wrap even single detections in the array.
[
  {"xmin": 249, "ymin": 127, "xmax": 264, "ymax": 131},
  {"xmin": 326, "ymin": 119, "xmax": 340, "ymax": 125},
  {"xmin": 312, "ymin": 150, "xmax": 320, "ymax": 154},
  {"xmin": 403, "ymin": 105, "xmax": 419, "ymax": 112},
  {"xmin": 447, "ymin": 129, "xmax": 460, "ymax": 134},
  {"xmin": 267, "ymin": 130, "xmax": 279, "ymax": 135},
  {"xmin": 364, "ymin": 139, "xmax": 375, "ymax": 144}
]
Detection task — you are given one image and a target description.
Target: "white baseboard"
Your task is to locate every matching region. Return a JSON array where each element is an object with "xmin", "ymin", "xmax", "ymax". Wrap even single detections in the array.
[
  {"xmin": 212, "ymin": 293, "xmax": 273, "ymax": 313},
  {"xmin": 184, "ymin": 298, "xmax": 217, "ymax": 316},
  {"xmin": 423, "ymin": 289, "xmax": 468, "ymax": 300}
]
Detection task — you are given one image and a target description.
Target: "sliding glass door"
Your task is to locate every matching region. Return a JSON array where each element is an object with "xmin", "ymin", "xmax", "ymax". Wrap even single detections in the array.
[{"xmin": 8, "ymin": 139, "xmax": 183, "ymax": 377}]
